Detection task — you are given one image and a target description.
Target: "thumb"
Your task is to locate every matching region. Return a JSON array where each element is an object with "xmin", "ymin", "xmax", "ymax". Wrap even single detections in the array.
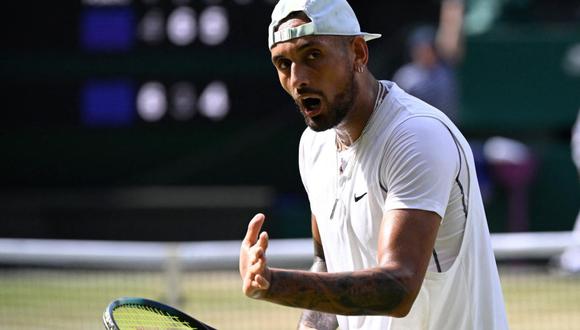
[{"xmin": 243, "ymin": 213, "xmax": 266, "ymax": 246}]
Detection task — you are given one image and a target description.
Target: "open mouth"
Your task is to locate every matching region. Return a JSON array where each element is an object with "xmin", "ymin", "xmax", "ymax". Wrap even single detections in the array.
[{"xmin": 301, "ymin": 97, "xmax": 322, "ymax": 113}]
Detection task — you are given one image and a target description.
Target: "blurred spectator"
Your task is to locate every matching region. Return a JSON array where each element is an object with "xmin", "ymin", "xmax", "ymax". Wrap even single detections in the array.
[
  {"xmin": 558, "ymin": 110, "xmax": 580, "ymax": 273},
  {"xmin": 392, "ymin": 0, "xmax": 465, "ymax": 123},
  {"xmin": 392, "ymin": 25, "xmax": 459, "ymax": 123},
  {"xmin": 483, "ymin": 137, "xmax": 537, "ymax": 232},
  {"xmin": 437, "ymin": 0, "xmax": 465, "ymax": 64}
]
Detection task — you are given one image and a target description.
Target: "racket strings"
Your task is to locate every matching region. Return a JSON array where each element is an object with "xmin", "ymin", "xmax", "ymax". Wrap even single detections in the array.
[{"xmin": 113, "ymin": 304, "xmax": 197, "ymax": 330}]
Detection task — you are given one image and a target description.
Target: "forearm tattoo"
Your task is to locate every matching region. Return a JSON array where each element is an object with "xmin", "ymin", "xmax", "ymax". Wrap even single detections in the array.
[
  {"xmin": 266, "ymin": 240, "xmax": 408, "ymax": 317},
  {"xmin": 266, "ymin": 267, "xmax": 407, "ymax": 315}
]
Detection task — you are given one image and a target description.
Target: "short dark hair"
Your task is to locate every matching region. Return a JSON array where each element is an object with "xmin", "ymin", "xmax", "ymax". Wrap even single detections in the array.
[
  {"xmin": 274, "ymin": 11, "xmax": 311, "ymax": 33},
  {"xmin": 274, "ymin": 11, "xmax": 354, "ymax": 53}
]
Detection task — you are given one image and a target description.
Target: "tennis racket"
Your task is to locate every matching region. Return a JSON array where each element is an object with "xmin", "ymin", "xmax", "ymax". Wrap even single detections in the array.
[{"xmin": 103, "ymin": 297, "xmax": 217, "ymax": 330}]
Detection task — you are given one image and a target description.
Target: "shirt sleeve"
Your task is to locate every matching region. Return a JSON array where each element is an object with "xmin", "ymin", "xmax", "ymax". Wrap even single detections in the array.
[
  {"xmin": 298, "ymin": 128, "xmax": 310, "ymax": 195},
  {"xmin": 381, "ymin": 116, "xmax": 459, "ymax": 218}
]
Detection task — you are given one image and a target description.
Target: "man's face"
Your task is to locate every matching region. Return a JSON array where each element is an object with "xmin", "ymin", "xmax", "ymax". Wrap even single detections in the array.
[{"xmin": 270, "ymin": 24, "xmax": 357, "ymax": 131}]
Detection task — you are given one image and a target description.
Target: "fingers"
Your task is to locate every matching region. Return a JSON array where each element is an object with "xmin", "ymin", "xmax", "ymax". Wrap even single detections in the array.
[
  {"xmin": 257, "ymin": 231, "xmax": 269, "ymax": 251},
  {"xmin": 249, "ymin": 246, "xmax": 264, "ymax": 264},
  {"xmin": 248, "ymin": 232, "xmax": 269, "ymax": 267},
  {"xmin": 242, "ymin": 257, "xmax": 271, "ymax": 299},
  {"xmin": 250, "ymin": 250, "xmax": 267, "ymax": 272},
  {"xmin": 243, "ymin": 213, "xmax": 265, "ymax": 247},
  {"xmin": 253, "ymin": 274, "xmax": 270, "ymax": 290},
  {"xmin": 240, "ymin": 213, "xmax": 271, "ymax": 299},
  {"xmin": 242, "ymin": 216, "xmax": 269, "ymax": 266}
]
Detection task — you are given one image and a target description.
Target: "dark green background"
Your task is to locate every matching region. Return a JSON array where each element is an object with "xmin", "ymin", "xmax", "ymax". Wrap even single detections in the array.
[{"xmin": 0, "ymin": 2, "xmax": 578, "ymax": 239}]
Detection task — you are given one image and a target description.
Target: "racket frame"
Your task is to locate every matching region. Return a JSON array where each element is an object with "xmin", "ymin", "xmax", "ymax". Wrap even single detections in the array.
[{"xmin": 103, "ymin": 297, "xmax": 216, "ymax": 330}]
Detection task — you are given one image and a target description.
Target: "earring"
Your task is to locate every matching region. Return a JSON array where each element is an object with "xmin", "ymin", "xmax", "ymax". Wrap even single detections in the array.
[{"xmin": 357, "ymin": 66, "xmax": 365, "ymax": 73}]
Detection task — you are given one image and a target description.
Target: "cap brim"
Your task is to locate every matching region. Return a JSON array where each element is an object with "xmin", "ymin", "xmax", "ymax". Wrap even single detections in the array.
[{"xmin": 362, "ymin": 33, "xmax": 382, "ymax": 42}]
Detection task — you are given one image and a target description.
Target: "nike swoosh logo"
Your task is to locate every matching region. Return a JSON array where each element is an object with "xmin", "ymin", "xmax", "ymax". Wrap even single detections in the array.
[{"xmin": 354, "ymin": 192, "xmax": 367, "ymax": 202}]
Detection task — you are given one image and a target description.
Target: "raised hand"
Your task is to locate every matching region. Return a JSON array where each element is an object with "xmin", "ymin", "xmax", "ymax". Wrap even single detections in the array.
[{"xmin": 239, "ymin": 213, "xmax": 271, "ymax": 299}]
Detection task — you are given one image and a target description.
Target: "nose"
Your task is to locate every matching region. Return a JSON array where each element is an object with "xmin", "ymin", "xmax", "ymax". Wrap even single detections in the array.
[{"xmin": 290, "ymin": 63, "xmax": 309, "ymax": 90}]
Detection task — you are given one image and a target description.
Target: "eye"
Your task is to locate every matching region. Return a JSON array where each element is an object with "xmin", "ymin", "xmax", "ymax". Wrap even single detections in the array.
[
  {"xmin": 307, "ymin": 51, "xmax": 321, "ymax": 60},
  {"xmin": 276, "ymin": 59, "xmax": 291, "ymax": 71}
]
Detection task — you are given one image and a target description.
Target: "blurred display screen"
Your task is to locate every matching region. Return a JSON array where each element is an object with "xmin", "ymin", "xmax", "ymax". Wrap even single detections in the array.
[
  {"xmin": 0, "ymin": 0, "xmax": 283, "ymax": 129},
  {"xmin": 1, "ymin": 0, "xmax": 577, "ymax": 189},
  {"xmin": 1, "ymin": 0, "xmax": 578, "ymax": 130}
]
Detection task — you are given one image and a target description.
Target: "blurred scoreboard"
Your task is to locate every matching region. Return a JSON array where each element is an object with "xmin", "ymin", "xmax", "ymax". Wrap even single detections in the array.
[
  {"xmin": 1, "ymin": 0, "xmax": 286, "ymax": 129},
  {"xmin": 0, "ymin": 0, "xmax": 447, "ymax": 131},
  {"xmin": 0, "ymin": 0, "xmax": 441, "ymax": 188},
  {"xmin": 0, "ymin": 0, "xmax": 446, "ymax": 130}
]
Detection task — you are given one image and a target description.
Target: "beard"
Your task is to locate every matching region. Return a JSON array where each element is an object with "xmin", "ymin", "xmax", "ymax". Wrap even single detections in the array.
[{"xmin": 297, "ymin": 71, "xmax": 357, "ymax": 132}]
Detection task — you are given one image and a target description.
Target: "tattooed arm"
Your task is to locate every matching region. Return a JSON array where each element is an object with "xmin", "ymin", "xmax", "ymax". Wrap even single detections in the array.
[
  {"xmin": 297, "ymin": 215, "xmax": 338, "ymax": 330},
  {"xmin": 240, "ymin": 209, "xmax": 440, "ymax": 317}
]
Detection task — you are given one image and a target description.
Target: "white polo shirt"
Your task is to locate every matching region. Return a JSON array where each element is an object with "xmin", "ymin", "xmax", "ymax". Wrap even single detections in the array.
[{"xmin": 298, "ymin": 81, "xmax": 508, "ymax": 329}]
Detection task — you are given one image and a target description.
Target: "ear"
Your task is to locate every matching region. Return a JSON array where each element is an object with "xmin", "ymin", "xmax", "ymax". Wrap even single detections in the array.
[{"xmin": 351, "ymin": 36, "xmax": 369, "ymax": 73}]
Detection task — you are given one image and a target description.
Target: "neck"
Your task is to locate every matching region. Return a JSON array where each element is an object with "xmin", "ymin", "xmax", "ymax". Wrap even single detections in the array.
[{"xmin": 335, "ymin": 74, "xmax": 380, "ymax": 148}]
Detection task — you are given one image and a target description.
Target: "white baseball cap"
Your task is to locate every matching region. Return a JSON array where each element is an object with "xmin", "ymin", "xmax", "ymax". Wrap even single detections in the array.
[{"xmin": 268, "ymin": 0, "xmax": 381, "ymax": 49}]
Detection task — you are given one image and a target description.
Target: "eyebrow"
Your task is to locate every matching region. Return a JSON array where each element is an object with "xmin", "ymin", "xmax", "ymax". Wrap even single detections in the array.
[{"xmin": 271, "ymin": 39, "xmax": 322, "ymax": 63}]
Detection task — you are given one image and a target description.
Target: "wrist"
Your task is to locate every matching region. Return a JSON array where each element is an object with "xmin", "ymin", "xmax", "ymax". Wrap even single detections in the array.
[
  {"xmin": 249, "ymin": 267, "xmax": 274, "ymax": 300},
  {"xmin": 261, "ymin": 267, "xmax": 275, "ymax": 299}
]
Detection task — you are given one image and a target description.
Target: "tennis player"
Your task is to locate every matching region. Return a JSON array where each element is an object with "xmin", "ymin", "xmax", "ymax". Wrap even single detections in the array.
[{"xmin": 239, "ymin": 0, "xmax": 509, "ymax": 329}]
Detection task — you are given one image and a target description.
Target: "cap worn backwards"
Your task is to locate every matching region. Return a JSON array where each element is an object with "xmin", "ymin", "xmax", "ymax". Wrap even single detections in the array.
[{"xmin": 268, "ymin": 0, "xmax": 381, "ymax": 49}]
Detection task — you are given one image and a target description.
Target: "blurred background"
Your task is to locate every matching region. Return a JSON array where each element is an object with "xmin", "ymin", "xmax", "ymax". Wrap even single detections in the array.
[{"xmin": 0, "ymin": 0, "xmax": 579, "ymax": 329}]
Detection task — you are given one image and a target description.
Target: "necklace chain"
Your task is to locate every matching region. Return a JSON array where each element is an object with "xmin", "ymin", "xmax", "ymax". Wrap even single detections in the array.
[
  {"xmin": 335, "ymin": 81, "xmax": 386, "ymax": 151},
  {"xmin": 331, "ymin": 81, "xmax": 386, "ymax": 219}
]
